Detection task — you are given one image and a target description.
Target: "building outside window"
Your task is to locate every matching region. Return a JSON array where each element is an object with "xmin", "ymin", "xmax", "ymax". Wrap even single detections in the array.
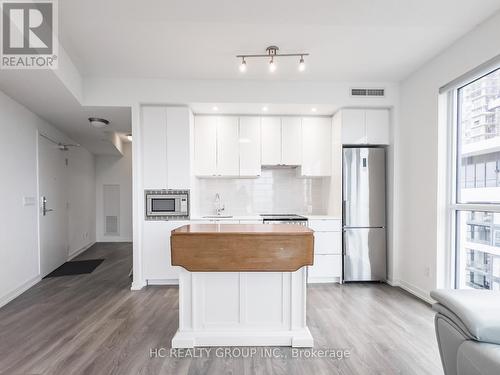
[{"xmin": 454, "ymin": 68, "xmax": 500, "ymax": 291}]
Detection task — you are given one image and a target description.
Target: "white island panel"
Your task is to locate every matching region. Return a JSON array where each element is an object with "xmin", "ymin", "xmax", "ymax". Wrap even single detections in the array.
[{"xmin": 172, "ymin": 268, "xmax": 313, "ymax": 348}]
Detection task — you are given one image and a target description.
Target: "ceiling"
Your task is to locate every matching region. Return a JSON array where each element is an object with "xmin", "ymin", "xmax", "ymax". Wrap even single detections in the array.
[
  {"xmin": 2, "ymin": 0, "xmax": 500, "ymax": 155},
  {"xmin": 0, "ymin": 70, "xmax": 131, "ymax": 155},
  {"xmin": 59, "ymin": 0, "xmax": 500, "ymax": 81}
]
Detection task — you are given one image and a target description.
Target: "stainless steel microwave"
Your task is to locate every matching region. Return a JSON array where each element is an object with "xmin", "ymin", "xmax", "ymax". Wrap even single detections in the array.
[{"xmin": 145, "ymin": 190, "xmax": 189, "ymax": 220}]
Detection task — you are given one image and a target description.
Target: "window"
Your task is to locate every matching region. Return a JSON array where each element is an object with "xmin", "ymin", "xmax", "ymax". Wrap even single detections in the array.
[{"xmin": 452, "ymin": 68, "xmax": 500, "ymax": 290}]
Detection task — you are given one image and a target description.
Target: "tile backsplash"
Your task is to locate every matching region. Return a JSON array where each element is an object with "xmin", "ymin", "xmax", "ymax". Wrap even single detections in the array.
[{"xmin": 194, "ymin": 168, "xmax": 330, "ymax": 216}]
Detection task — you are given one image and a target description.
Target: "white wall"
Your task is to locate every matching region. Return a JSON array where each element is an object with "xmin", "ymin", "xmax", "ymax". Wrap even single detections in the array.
[
  {"xmin": 0, "ymin": 89, "xmax": 96, "ymax": 307},
  {"xmin": 396, "ymin": 11, "xmax": 500, "ymax": 301},
  {"xmin": 95, "ymin": 142, "xmax": 132, "ymax": 242}
]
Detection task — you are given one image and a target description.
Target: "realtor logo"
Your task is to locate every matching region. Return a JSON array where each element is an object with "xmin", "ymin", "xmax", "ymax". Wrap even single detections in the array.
[{"xmin": 1, "ymin": 0, "xmax": 58, "ymax": 69}]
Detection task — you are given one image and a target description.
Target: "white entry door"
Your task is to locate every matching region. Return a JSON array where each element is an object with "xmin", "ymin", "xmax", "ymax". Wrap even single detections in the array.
[{"xmin": 38, "ymin": 134, "xmax": 68, "ymax": 277}]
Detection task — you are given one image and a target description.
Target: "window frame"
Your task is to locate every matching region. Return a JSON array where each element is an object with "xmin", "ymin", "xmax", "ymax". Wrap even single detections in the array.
[{"xmin": 446, "ymin": 64, "xmax": 500, "ymax": 289}]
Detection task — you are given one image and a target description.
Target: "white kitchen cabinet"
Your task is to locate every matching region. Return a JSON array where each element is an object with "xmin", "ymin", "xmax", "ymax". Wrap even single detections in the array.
[
  {"xmin": 239, "ymin": 117, "xmax": 262, "ymax": 177},
  {"xmin": 308, "ymin": 219, "xmax": 342, "ymax": 232},
  {"xmin": 143, "ymin": 220, "xmax": 189, "ymax": 282},
  {"xmin": 366, "ymin": 109, "xmax": 390, "ymax": 145},
  {"xmin": 194, "ymin": 116, "xmax": 217, "ymax": 176},
  {"xmin": 313, "ymin": 232, "xmax": 342, "ymax": 254},
  {"xmin": 142, "ymin": 106, "xmax": 168, "ymax": 188},
  {"xmin": 166, "ymin": 107, "xmax": 192, "ymax": 189},
  {"xmin": 341, "ymin": 109, "xmax": 366, "ymax": 144},
  {"xmin": 142, "ymin": 106, "xmax": 192, "ymax": 189},
  {"xmin": 281, "ymin": 117, "xmax": 302, "ymax": 165},
  {"xmin": 340, "ymin": 108, "xmax": 390, "ymax": 145},
  {"xmin": 308, "ymin": 219, "xmax": 342, "ymax": 283},
  {"xmin": 308, "ymin": 255, "xmax": 342, "ymax": 280},
  {"xmin": 301, "ymin": 117, "xmax": 331, "ymax": 176},
  {"xmin": 217, "ymin": 117, "xmax": 240, "ymax": 176},
  {"xmin": 261, "ymin": 117, "xmax": 281, "ymax": 165}
]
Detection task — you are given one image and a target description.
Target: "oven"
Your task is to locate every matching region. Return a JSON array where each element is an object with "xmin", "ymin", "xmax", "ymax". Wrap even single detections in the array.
[{"xmin": 145, "ymin": 190, "xmax": 189, "ymax": 220}]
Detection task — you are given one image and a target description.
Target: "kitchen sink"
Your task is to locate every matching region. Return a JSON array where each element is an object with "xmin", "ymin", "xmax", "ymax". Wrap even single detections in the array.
[{"xmin": 202, "ymin": 215, "xmax": 234, "ymax": 219}]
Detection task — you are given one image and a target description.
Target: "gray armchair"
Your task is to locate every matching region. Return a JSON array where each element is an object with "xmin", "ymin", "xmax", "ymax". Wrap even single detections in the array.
[{"xmin": 431, "ymin": 289, "xmax": 500, "ymax": 375}]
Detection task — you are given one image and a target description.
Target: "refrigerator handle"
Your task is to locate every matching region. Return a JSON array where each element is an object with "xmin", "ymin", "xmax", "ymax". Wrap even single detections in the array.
[{"xmin": 342, "ymin": 200, "xmax": 347, "ymax": 227}]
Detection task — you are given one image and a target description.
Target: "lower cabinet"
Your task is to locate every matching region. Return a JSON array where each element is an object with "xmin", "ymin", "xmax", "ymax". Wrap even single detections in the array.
[
  {"xmin": 308, "ymin": 255, "xmax": 342, "ymax": 281},
  {"xmin": 307, "ymin": 219, "xmax": 342, "ymax": 283},
  {"xmin": 143, "ymin": 220, "xmax": 189, "ymax": 283}
]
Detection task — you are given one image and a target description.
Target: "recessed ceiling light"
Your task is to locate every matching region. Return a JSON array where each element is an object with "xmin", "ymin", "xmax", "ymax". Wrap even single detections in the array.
[
  {"xmin": 262, "ymin": 106, "xmax": 268, "ymax": 112},
  {"xmin": 212, "ymin": 106, "xmax": 219, "ymax": 111},
  {"xmin": 88, "ymin": 117, "xmax": 110, "ymax": 128},
  {"xmin": 311, "ymin": 107, "xmax": 317, "ymax": 112}
]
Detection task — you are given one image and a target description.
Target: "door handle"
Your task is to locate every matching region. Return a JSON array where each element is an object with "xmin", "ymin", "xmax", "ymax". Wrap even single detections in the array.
[{"xmin": 41, "ymin": 196, "xmax": 55, "ymax": 216}]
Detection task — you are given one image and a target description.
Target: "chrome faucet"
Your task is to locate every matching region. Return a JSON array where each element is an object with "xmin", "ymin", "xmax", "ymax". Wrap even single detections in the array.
[{"xmin": 214, "ymin": 193, "xmax": 225, "ymax": 216}]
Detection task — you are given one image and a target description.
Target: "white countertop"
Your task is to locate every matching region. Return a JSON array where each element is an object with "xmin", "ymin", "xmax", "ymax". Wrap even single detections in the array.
[
  {"xmin": 191, "ymin": 214, "xmax": 341, "ymax": 221},
  {"xmin": 302, "ymin": 215, "xmax": 342, "ymax": 220},
  {"xmin": 190, "ymin": 215, "xmax": 262, "ymax": 221}
]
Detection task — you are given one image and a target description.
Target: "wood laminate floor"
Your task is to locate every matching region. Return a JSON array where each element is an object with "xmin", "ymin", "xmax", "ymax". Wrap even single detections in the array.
[{"xmin": 0, "ymin": 243, "xmax": 443, "ymax": 375}]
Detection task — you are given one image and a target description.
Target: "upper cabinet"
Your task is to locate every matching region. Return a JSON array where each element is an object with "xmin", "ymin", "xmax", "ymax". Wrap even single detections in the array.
[
  {"xmin": 142, "ymin": 106, "xmax": 168, "ymax": 188},
  {"xmin": 340, "ymin": 108, "xmax": 390, "ymax": 145},
  {"xmin": 261, "ymin": 117, "xmax": 282, "ymax": 165},
  {"xmin": 261, "ymin": 116, "xmax": 302, "ymax": 166},
  {"xmin": 365, "ymin": 109, "xmax": 390, "ymax": 145},
  {"xmin": 194, "ymin": 116, "xmax": 218, "ymax": 176},
  {"xmin": 194, "ymin": 115, "xmax": 332, "ymax": 178},
  {"xmin": 301, "ymin": 117, "xmax": 332, "ymax": 177},
  {"xmin": 216, "ymin": 116, "xmax": 240, "ymax": 176},
  {"xmin": 281, "ymin": 117, "xmax": 302, "ymax": 165},
  {"xmin": 194, "ymin": 116, "xmax": 260, "ymax": 177},
  {"xmin": 239, "ymin": 117, "xmax": 262, "ymax": 177},
  {"xmin": 142, "ymin": 106, "xmax": 192, "ymax": 189}
]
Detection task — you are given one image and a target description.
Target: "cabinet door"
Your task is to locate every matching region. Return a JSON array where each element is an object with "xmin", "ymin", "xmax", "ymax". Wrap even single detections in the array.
[
  {"xmin": 142, "ymin": 106, "xmax": 168, "ymax": 188},
  {"xmin": 301, "ymin": 117, "xmax": 331, "ymax": 176},
  {"xmin": 239, "ymin": 116, "xmax": 261, "ymax": 177},
  {"xmin": 166, "ymin": 107, "xmax": 191, "ymax": 188},
  {"xmin": 217, "ymin": 116, "xmax": 240, "ymax": 176},
  {"xmin": 308, "ymin": 254, "xmax": 342, "ymax": 281},
  {"xmin": 365, "ymin": 109, "xmax": 390, "ymax": 145},
  {"xmin": 281, "ymin": 117, "xmax": 302, "ymax": 165},
  {"xmin": 143, "ymin": 221, "xmax": 187, "ymax": 280},
  {"xmin": 194, "ymin": 116, "xmax": 217, "ymax": 176},
  {"xmin": 261, "ymin": 117, "xmax": 282, "ymax": 165},
  {"xmin": 341, "ymin": 109, "xmax": 366, "ymax": 144}
]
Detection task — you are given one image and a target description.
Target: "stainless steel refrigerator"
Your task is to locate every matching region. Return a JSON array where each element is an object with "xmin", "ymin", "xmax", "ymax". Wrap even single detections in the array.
[{"xmin": 343, "ymin": 147, "xmax": 387, "ymax": 282}]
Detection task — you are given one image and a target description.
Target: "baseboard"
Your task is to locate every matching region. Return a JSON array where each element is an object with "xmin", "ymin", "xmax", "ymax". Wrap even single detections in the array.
[
  {"xmin": 130, "ymin": 280, "xmax": 147, "ymax": 291},
  {"xmin": 68, "ymin": 241, "xmax": 96, "ymax": 261},
  {"xmin": 307, "ymin": 277, "xmax": 341, "ymax": 284},
  {"xmin": 390, "ymin": 279, "xmax": 435, "ymax": 305},
  {"xmin": 97, "ymin": 237, "xmax": 133, "ymax": 243},
  {"xmin": 385, "ymin": 278, "xmax": 397, "ymax": 286},
  {"xmin": 0, "ymin": 275, "xmax": 41, "ymax": 308},
  {"xmin": 147, "ymin": 279, "xmax": 179, "ymax": 286}
]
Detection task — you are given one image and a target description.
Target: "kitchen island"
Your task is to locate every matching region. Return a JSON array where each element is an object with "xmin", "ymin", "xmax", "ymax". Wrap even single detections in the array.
[{"xmin": 170, "ymin": 224, "xmax": 314, "ymax": 348}]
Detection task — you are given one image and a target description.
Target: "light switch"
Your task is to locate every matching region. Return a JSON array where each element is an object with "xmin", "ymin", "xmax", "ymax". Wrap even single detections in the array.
[{"xmin": 23, "ymin": 196, "xmax": 36, "ymax": 206}]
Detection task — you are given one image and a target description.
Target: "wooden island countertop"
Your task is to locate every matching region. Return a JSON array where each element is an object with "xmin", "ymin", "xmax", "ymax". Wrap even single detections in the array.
[{"xmin": 171, "ymin": 224, "xmax": 314, "ymax": 272}]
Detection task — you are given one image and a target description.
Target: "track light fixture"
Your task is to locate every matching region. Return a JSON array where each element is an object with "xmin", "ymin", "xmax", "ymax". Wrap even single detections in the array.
[
  {"xmin": 239, "ymin": 57, "xmax": 247, "ymax": 72},
  {"xmin": 269, "ymin": 56, "xmax": 277, "ymax": 72},
  {"xmin": 236, "ymin": 46, "xmax": 309, "ymax": 73},
  {"xmin": 298, "ymin": 55, "xmax": 306, "ymax": 71}
]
